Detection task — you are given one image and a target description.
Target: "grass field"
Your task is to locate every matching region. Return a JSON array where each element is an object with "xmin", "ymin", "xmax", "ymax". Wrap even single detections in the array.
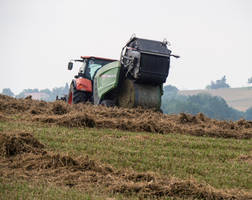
[
  {"xmin": 0, "ymin": 95, "xmax": 251, "ymax": 199},
  {"xmin": 0, "ymin": 119, "xmax": 251, "ymax": 199}
]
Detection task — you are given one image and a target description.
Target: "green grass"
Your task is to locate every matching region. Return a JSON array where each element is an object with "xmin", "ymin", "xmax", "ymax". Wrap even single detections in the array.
[
  {"xmin": 0, "ymin": 120, "xmax": 251, "ymax": 191},
  {"xmin": 0, "ymin": 178, "xmax": 120, "ymax": 200},
  {"xmin": 0, "ymin": 178, "xmax": 177, "ymax": 200},
  {"xmin": 0, "ymin": 179, "xmax": 90, "ymax": 200}
]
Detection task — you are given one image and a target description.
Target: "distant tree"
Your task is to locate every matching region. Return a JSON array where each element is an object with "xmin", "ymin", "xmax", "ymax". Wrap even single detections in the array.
[
  {"xmin": 1, "ymin": 88, "xmax": 14, "ymax": 97},
  {"xmin": 187, "ymin": 94, "xmax": 242, "ymax": 120},
  {"xmin": 163, "ymin": 85, "xmax": 179, "ymax": 97},
  {"xmin": 40, "ymin": 88, "xmax": 51, "ymax": 95},
  {"xmin": 161, "ymin": 93, "xmax": 243, "ymax": 121},
  {"xmin": 15, "ymin": 88, "xmax": 38, "ymax": 98},
  {"xmin": 52, "ymin": 83, "xmax": 69, "ymax": 97},
  {"xmin": 248, "ymin": 77, "xmax": 252, "ymax": 84},
  {"xmin": 15, "ymin": 83, "xmax": 69, "ymax": 101},
  {"xmin": 245, "ymin": 107, "xmax": 252, "ymax": 120},
  {"xmin": 163, "ymin": 85, "xmax": 178, "ymax": 93},
  {"xmin": 206, "ymin": 76, "xmax": 230, "ymax": 89},
  {"xmin": 64, "ymin": 83, "xmax": 69, "ymax": 94},
  {"xmin": 21, "ymin": 88, "xmax": 39, "ymax": 93}
]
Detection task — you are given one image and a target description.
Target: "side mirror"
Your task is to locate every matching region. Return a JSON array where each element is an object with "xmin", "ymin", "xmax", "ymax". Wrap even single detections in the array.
[
  {"xmin": 68, "ymin": 62, "xmax": 73, "ymax": 70},
  {"xmin": 171, "ymin": 54, "xmax": 180, "ymax": 59}
]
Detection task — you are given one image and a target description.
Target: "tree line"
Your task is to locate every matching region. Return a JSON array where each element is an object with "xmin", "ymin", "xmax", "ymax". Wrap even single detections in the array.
[
  {"xmin": 160, "ymin": 75, "xmax": 252, "ymax": 121},
  {"xmin": 1, "ymin": 83, "xmax": 69, "ymax": 102},
  {"xmin": 161, "ymin": 85, "xmax": 252, "ymax": 121}
]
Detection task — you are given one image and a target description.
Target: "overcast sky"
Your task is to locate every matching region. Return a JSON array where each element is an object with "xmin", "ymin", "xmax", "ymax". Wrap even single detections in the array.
[{"xmin": 0, "ymin": 0, "xmax": 251, "ymax": 94}]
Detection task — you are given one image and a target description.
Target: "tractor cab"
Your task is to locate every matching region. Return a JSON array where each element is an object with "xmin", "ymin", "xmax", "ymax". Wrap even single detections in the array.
[
  {"xmin": 67, "ymin": 56, "xmax": 116, "ymax": 104},
  {"xmin": 68, "ymin": 56, "xmax": 116, "ymax": 81}
]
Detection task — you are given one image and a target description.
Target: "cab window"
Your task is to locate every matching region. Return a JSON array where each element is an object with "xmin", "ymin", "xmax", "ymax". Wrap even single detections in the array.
[{"xmin": 84, "ymin": 58, "xmax": 113, "ymax": 80}]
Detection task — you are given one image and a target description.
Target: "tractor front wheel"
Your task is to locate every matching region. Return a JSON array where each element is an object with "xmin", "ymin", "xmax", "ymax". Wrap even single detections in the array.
[{"xmin": 68, "ymin": 85, "xmax": 88, "ymax": 104}]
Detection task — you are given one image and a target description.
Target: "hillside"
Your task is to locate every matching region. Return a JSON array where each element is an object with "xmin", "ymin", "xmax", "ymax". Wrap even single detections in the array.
[
  {"xmin": 179, "ymin": 87, "xmax": 252, "ymax": 112},
  {"xmin": 0, "ymin": 95, "xmax": 251, "ymax": 199}
]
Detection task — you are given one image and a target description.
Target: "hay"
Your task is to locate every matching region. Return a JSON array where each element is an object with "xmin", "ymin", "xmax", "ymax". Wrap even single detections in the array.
[
  {"xmin": 0, "ymin": 132, "xmax": 45, "ymax": 157},
  {"xmin": 0, "ymin": 131, "xmax": 250, "ymax": 199},
  {"xmin": 1, "ymin": 95, "xmax": 252, "ymax": 139}
]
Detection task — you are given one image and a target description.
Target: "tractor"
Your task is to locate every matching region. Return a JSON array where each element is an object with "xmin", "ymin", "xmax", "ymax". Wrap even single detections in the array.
[{"xmin": 67, "ymin": 36, "xmax": 179, "ymax": 109}]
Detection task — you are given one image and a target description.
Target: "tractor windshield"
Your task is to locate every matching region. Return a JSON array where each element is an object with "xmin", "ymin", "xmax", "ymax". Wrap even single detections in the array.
[{"xmin": 84, "ymin": 58, "xmax": 114, "ymax": 80}]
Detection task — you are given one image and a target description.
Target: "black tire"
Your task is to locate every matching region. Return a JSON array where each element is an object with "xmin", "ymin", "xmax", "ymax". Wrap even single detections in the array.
[
  {"xmin": 100, "ymin": 99, "xmax": 115, "ymax": 107},
  {"xmin": 73, "ymin": 90, "xmax": 87, "ymax": 104},
  {"xmin": 68, "ymin": 83, "xmax": 88, "ymax": 104}
]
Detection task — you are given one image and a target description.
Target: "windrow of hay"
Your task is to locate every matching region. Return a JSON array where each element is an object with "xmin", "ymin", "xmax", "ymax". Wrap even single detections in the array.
[
  {"xmin": 33, "ymin": 106, "xmax": 252, "ymax": 139},
  {"xmin": 0, "ymin": 132, "xmax": 45, "ymax": 157},
  {"xmin": 0, "ymin": 131, "xmax": 251, "ymax": 200},
  {"xmin": 0, "ymin": 94, "xmax": 70, "ymax": 115},
  {"xmin": 33, "ymin": 113, "xmax": 96, "ymax": 127},
  {"xmin": 0, "ymin": 112, "xmax": 7, "ymax": 121},
  {"xmin": 109, "ymin": 178, "xmax": 250, "ymax": 200},
  {"xmin": 1, "ymin": 94, "xmax": 252, "ymax": 139}
]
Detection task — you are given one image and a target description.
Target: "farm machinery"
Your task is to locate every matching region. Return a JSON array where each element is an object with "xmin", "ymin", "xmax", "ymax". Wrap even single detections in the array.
[{"xmin": 66, "ymin": 36, "xmax": 179, "ymax": 110}]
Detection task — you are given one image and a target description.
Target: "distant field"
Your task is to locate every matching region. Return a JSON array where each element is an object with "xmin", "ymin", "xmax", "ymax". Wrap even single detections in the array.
[{"xmin": 179, "ymin": 87, "xmax": 252, "ymax": 111}]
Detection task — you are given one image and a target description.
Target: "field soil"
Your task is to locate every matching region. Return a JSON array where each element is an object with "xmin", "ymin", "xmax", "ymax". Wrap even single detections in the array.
[{"xmin": 0, "ymin": 94, "xmax": 251, "ymax": 199}]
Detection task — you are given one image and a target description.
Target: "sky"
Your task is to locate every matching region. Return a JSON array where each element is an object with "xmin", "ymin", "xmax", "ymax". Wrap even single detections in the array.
[{"xmin": 0, "ymin": 0, "xmax": 251, "ymax": 94}]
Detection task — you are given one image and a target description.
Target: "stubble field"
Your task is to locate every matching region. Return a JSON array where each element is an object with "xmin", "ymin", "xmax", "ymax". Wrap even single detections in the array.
[{"xmin": 0, "ymin": 94, "xmax": 251, "ymax": 199}]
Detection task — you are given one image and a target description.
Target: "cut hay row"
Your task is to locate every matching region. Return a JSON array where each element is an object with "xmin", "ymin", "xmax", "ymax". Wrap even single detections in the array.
[{"xmin": 0, "ymin": 94, "xmax": 251, "ymax": 139}]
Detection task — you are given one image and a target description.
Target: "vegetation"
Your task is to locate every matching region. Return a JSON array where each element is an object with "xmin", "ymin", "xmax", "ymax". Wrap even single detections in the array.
[
  {"xmin": 161, "ymin": 85, "xmax": 244, "ymax": 121},
  {"xmin": 2, "ymin": 83, "xmax": 69, "ymax": 101},
  {"xmin": 1, "ymin": 88, "xmax": 14, "ymax": 97},
  {"xmin": 0, "ymin": 95, "xmax": 251, "ymax": 199},
  {"xmin": 248, "ymin": 77, "xmax": 252, "ymax": 84},
  {"xmin": 0, "ymin": 180, "xmax": 99, "ymax": 200},
  {"xmin": 0, "ymin": 120, "xmax": 251, "ymax": 192},
  {"xmin": 245, "ymin": 107, "xmax": 252, "ymax": 120},
  {"xmin": 206, "ymin": 76, "xmax": 230, "ymax": 89},
  {"xmin": 1, "ymin": 83, "xmax": 251, "ymax": 121}
]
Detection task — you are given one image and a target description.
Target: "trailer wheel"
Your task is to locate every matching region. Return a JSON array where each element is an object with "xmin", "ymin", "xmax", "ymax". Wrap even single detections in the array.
[{"xmin": 100, "ymin": 100, "xmax": 115, "ymax": 107}]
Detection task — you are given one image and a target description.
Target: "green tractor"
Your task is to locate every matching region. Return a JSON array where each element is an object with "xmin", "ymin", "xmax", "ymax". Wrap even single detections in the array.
[{"xmin": 67, "ymin": 36, "xmax": 179, "ymax": 110}]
